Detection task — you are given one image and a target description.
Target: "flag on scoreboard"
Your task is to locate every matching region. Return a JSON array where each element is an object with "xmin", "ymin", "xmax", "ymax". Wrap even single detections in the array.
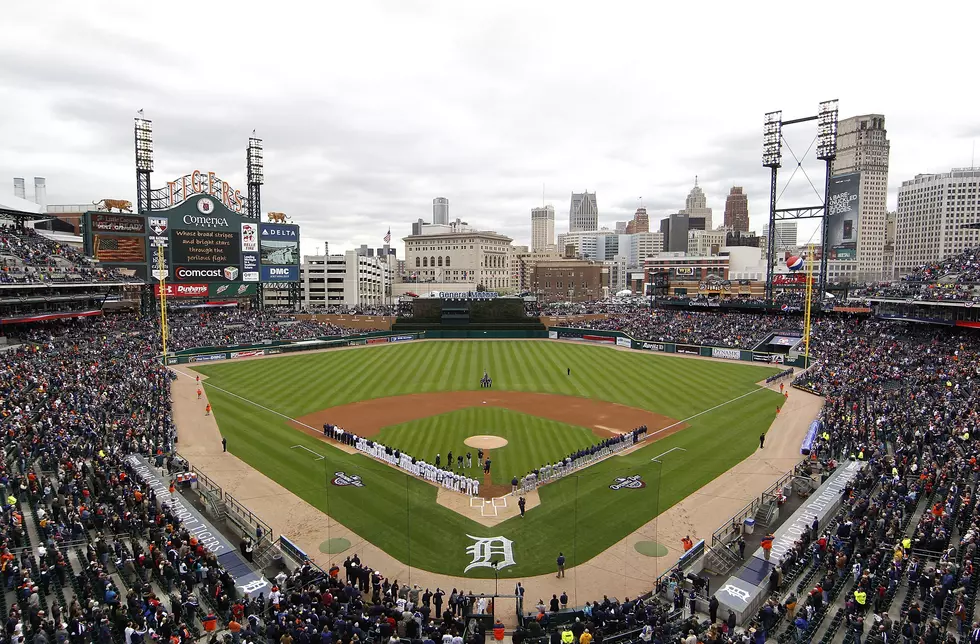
[
  {"xmin": 383, "ymin": 229, "xmax": 391, "ymax": 244},
  {"xmin": 95, "ymin": 235, "xmax": 144, "ymax": 262}
]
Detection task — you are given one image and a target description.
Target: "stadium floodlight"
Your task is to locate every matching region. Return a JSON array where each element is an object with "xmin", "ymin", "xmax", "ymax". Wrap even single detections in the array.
[
  {"xmin": 762, "ymin": 111, "xmax": 782, "ymax": 168},
  {"xmin": 135, "ymin": 116, "xmax": 154, "ymax": 172},
  {"xmin": 247, "ymin": 135, "xmax": 264, "ymax": 185},
  {"xmin": 816, "ymin": 99, "xmax": 839, "ymax": 160}
]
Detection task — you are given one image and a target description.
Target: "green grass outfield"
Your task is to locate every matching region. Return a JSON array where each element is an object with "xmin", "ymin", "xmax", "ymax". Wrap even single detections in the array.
[{"xmin": 193, "ymin": 340, "xmax": 784, "ymax": 578}]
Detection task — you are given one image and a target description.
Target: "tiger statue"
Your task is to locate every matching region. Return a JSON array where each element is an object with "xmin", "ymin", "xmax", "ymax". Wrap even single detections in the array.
[
  {"xmin": 267, "ymin": 212, "xmax": 289, "ymax": 223},
  {"xmin": 93, "ymin": 199, "xmax": 133, "ymax": 213}
]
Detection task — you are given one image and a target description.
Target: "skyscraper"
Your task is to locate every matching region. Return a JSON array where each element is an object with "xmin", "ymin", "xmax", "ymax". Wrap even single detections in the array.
[
  {"xmin": 531, "ymin": 205, "xmax": 555, "ymax": 252},
  {"xmin": 679, "ymin": 178, "xmax": 712, "ymax": 230},
  {"xmin": 432, "ymin": 197, "xmax": 450, "ymax": 225},
  {"xmin": 723, "ymin": 187, "xmax": 749, "ymax": 232},
  {"xmin": 762, "ymin": 222, "xmax": 798, "ymax": 249},
  {"xmin": 831, "ymin": 115, "xmax": 890, "ymax": 281},
  {"xmin": 625, "ymin": 207, "xmax": 650, "ymax": 234},
  {"xmin": 569, "ymin": 191, "xmax": 598, "ymax": 232},
  {"xmin": 895, "ymin": 168, "xmax": 980, "ymax": 277}
]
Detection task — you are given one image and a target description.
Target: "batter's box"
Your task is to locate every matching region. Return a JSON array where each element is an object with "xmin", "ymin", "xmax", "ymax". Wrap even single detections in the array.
[
  {"xmin": 491, "ymin": 497, "xmax": 508, "ymax": 508},
  {"xmin": 469, "ymin": 497, "xmax": 485, "ymax": 509}
]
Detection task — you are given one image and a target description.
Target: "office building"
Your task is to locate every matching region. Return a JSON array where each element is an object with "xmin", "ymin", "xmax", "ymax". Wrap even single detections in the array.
[
  {"xmin": 895, "ymin": 168, "xmax": 980, "ymax": 277},
  {"xmin": 531, "ymin": 205, "xmax": 555, "ymax": 251},
  {"xmin": 762, "ymin": 221, "xmax": 798, "ymax": 250},
  {"xmin": 660, "ymin": 213, "xmax": 690, "ymax": 253},
  {"xmin": 830, "ymin": 114, "xmax": 890, "ymax": 281},
  {"xmin": 679, "ymin": 178, "xmax": 713, "ymax": 230},
  {"xmin": 629, "ymin": 232, "xmax": 664, "ymax": 265},
  {"xmin": 625, "ymin": 207, "xmax": 650, "ymax": 234},
  {"xmin": 615, "ymin": 221, "xmax": 628, "ymax": 234},
  {"xmin": 569, "ymin": 191, "xmax": 598, "ymax": 232},
  {"xmin": 557, "ymin": 230, "xmax": 599, "ymax": 259},
  {"xmin": 687, "ymin": 229, "xmax": 726, "ymax": 256},
  {"xmin": 511, "ymin": 245, "xmax": 564, "ymax": 292},
  {"xmin": 724, "ymin": 187, "xmax": 749, "ymax": 232},
  {"xmin": 432, "ymin": 197, "xmax": 450, "ymax": 225},
  {"xmin": 263, "ymin": 251, "xmax": 394, "ymax": 308},
  {"xmin": 531, "ymin": 259, "xmax": 609, "ymax": 303},
  {"xmin": 403, "ymin": 227, "xmax": 513, "ymax": 291}
]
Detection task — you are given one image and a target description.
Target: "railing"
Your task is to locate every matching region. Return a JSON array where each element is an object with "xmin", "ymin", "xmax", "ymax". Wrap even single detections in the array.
[
  {"xmin": 710, "ymin": 458, "xmax": 808, "ymax": 548},
  {"xmin": 174, "ymin": 451, "xmax": 224, "ymax": 499},
  {"xmin": 224, "ymin": 492, "xmax": 273, "ymax": 541}
]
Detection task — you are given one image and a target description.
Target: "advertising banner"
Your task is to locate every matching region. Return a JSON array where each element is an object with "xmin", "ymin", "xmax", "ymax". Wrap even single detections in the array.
[
  {"xmin": 242, "ymin": 252, "xmax": 260, "ymax": 282},
  {"xmin": 582, "ymin": 334, "xmax": 615, "ymax": 344},
  {"xmin": 367, "ymin": 338, "xmax": 388, "ymax": 345},
  {"xmin": 241, "ymin": 223, "xmax": 258, "ymax": 252},
  {"xmin": 827, "ymin": 173, "xmax": 860, "ymax": 251},
  {"xmin": 752, "ymin": 353, "xmax": 784, "ymax": 364},
  {"xmin": 259, "ymin": 223, "xmax": 300, "ymax": 266},
  {"xmin": 388, "ymin": 335, "xmax": 414, "ymax": 343},
  {"xmin": 154, "ymin": 283, "xmax": 208, "ymax": 298},
  {"xmin": 711, "ymin": 347, "xmax": 741, "ymax": 360},
  {"xmin": 616, "ymin": 337, "xmax": 632, "ymax": 348},
  {"xmin": 676, "ymin": 344, "xmax": 699, "ymax": 355},
  {"xmin": 189, "ymin": 353, "xmax": 227, "ymax": 362},
  {"xmin": 549, "ymin": 330, "xmax": 558, "ymax": 339},
  {"xmin": 91, "ymin": 213, "xmax": 145, "ymax": 234},
  {"xmin": 260, "ymin": 265, "xmax": 299, "ymax": 282},
  {"xmin": 174, "ymin": 265, "xmax": 241, "ymax": 282},
  {"xmin": 640, "ymin": 342, "xmax": 667, "ymax": 352},
  {"xmin": 230, "ymin": 350, "xmax": 265, "ymax": 359},
  {"xmin": 208, "ymin": 283, "xmax": 258, "ymax": 298},
  {"xmin": 675, "ymin": 267, "xmax": 695, "ymax": 276}
]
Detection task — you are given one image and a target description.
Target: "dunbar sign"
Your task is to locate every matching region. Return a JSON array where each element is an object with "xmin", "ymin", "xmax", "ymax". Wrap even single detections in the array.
[
  {"xmin": 149, "ymin": 171, "xmax": 248, "ymax": 214},
  {"xmin": 154, "ymin": 283, "xmax": 208, "ymax": 298}
]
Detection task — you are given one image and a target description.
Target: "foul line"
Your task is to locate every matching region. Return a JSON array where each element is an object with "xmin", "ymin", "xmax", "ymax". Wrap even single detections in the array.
[
  {"xmin": 173, "ymin": 368, "xmax": 320, "ymax": 434},
  {"xmin": 291, "ymin": 445, "xmax": 324, "ymax": 460},
  {"xmin": 647, "ymin": 385, "xmax": 772, "ymax": 439}
]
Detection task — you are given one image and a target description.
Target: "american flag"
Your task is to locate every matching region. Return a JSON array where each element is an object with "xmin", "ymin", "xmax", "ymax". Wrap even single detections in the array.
[
  {"xmin": 95, "ymin": 235, "xmax": 144, "ymax": 262},
  {"xmin": 383, "ymin": 229, "xmax": 391, "ymax": 244}
]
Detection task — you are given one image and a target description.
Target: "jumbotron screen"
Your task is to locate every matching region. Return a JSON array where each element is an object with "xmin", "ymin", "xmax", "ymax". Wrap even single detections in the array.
[{"xmin": 768, "ymin": 335, "xmax": 801, "ymax": 347}]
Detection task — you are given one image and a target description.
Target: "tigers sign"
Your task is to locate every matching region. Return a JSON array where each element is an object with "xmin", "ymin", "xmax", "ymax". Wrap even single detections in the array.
[{"xmin": 149, "ymin": 170, "xmax": 247, "ymax": 214}]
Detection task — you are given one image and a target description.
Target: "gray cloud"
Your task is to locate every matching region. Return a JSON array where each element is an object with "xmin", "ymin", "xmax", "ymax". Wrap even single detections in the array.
[{"xmin": 2, "ymin": 1, "xmax": 979, "ymax": 258}]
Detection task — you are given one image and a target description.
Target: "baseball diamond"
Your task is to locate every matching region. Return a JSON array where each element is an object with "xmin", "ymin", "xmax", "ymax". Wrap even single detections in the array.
[{"xmin": 192, "ymin": 339, "xmax": 785, "ymax": 577}]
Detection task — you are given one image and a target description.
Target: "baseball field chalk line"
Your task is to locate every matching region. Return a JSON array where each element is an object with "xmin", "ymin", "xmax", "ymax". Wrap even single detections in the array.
[
  {"xmin": 468, "ymin": 495, "xmax": 508, "ymax": 517},
  {"xmin": 291, "ymin": 445, "xmax": 325, "ymax": 461}
]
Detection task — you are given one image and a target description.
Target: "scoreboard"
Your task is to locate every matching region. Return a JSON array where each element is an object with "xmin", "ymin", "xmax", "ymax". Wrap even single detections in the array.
[{"xmin": 83, "ymin": 190, "xmax": 300, "ymax": 291}]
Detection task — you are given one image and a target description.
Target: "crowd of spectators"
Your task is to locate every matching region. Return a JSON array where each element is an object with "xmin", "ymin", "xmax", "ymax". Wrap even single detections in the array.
[
  {"xmin": 0, "ymin": 227, "xmax": 139, "ymax": 284},
  {"xmin": 903, "ymin": 248, "xmax": 980, "ymax": 284},
  {"xmin": 574, "ymin": 310, "xmax": 801, "ymax": 350}
]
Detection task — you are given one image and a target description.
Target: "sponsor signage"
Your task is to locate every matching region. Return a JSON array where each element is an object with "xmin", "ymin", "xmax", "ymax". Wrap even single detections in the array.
[
  {"xmin": 91, "ymin": 213, "xmax": 145, "ymax": 234},
  {"xmin": 265, "ymin": 348, "xmax": 282, "ymax": 355},
  {"xmin": 230, "ymin": 350, "xmax": 265, "ymax": 359},
  {"xmin": 149, "ymin": 236, "xmax": 169, "ymax": 248},
  {"xmin": 208, "ymin": 283, "xmax": 257, "ymax": 298},
  {"xmin": 259, "ymin": 223, "xmax": 300, "ymax": 267},
  {"xmin": 366, "ymin": 338, "xmax": 388, "ymax": 345},
  {"xmin": 166, "ymin": 357, "xmax": 179, "ymax": 365},
  {"xmin": 241, "ymin": 223, "xmax": 258, "ymax": 252},
  {"xmin": 174, "ymin": 266, "xmax": 242, "ymax": 281},
  {"xmin": 676, "ymin": 344, "xmax": 699, "ymax": 355},
  {"xmin": 438, "ymin": 291, "xmax": 498, "ymax": 300},
  {"xmin": 753, "ymin": 353, "xmax": 784, "ymax": 364},
  {"xmin": 674, "ymin": 267, "xmax": 695, "ymax": 276},
  {"xmin": 260, "ymin": 265, "xmax": 299, "ymax": 281},
  {"xmin": 711, "ymin": 347, "xmax": 741, "ymax": 360},
  {"xmin": 388, "ymin": 335, "xmax": 414, "ymax": 343},
  {"xmin": 609, "ymin": 475, "xmax": 646, "ymax": 490},
  {"xmin": 833, "ymin": 306, "xmax": 872, "ymax": 314},
  {"xmin": 154, "ymin": 283, "xmax": 208, "ymax": 298},
  {"xmin": 149, "ymin": 217, "xmax": 169, "ymax": 236},
  {"xmin": 641, "ymin": 342, "xmax": 666, "ymax": 352},
  {"xmin": 582, "ymin": 334, "xmax": 615, "ymax": 343},
  {"xmin": 348, "ymin": 339, "xmax": 367, "ymax": 346},
  {"xmin": 332, "ymin": 471, "xmax": 365, "ymax": 487},
  {"xmin": 243, "ymin": 252, "xmax": 259, "ymax": 271},
  {"xmin": 189, "ymin": 353, "xmax": 227, "ymax": 363},
  {"xmin": 827, "ymin": 172, "xmax": 860, "ymax": 251},
  {"xmin": 548, "ymin": 330, "xmax": 558, "ymax": 340},
  {"xmin": 615, "ymin": 337, "xmax": 632, "ymax": 348}
]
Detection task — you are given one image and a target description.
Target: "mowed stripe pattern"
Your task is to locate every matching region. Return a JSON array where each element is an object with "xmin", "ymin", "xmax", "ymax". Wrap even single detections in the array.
[
  {"xmin": 372, "ymin": 408, "xmax": 601, "ymax": 486},
  {"xmin": 198, "ymin": 340, "xmax": 776, "ymax": 420}
]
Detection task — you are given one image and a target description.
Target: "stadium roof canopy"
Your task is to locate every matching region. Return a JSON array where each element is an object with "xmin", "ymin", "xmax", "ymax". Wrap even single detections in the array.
[{"xmin": 0, "ymin": 194, "xmax": 45, "ymax": 218}]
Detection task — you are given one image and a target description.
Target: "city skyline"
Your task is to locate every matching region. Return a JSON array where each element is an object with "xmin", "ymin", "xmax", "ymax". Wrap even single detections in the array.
[{"xmin": 1, "ymin": 2, "xmax": 978, "ymax": 258}]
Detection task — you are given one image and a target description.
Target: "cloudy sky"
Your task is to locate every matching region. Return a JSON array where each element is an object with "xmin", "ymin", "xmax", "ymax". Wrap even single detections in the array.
[{"xmin": 2, "ymin": 1, "xmax": 979, "ymax": 256}]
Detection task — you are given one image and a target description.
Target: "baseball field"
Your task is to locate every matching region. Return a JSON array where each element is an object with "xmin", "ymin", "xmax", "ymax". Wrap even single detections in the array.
[{"xmin": 192, "ymin": 340, "xmax": 785, "ymax": 578}]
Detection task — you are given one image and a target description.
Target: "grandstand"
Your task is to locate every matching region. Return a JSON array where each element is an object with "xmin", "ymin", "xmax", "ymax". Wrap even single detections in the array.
[{"xmin": 4, "ymin": 216, "xmax": 980, "ymax": 644}]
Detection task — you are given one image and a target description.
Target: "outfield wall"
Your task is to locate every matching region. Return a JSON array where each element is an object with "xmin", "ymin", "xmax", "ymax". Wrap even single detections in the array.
[
  {"xmin": 294, "ymin": 314, "xmax": 394, "ymax": 330},
  {"xmin": 548, "ymin": 326, "xmax": 810, "ymax": 368},
  {"xmin": 164, "ymin": 326, "xmax": 809, "ymax": 368}
]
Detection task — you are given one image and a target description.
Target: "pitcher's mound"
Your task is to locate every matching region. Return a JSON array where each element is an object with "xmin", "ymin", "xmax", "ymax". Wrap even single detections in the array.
[{"xmin": 465, "ymin": 435, "xmax": 508, "ymax": 449}]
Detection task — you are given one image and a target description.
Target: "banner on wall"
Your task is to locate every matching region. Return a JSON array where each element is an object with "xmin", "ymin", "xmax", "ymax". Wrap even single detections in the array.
[{"xmin": 616, "ymin": 337, "xmax": 632, "ymax": 348}]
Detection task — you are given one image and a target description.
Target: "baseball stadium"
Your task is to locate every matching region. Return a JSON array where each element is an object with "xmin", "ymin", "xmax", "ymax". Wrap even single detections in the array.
[{"xmin": 2, "ymin": 121, "xmax": 980, "ymax": 644}]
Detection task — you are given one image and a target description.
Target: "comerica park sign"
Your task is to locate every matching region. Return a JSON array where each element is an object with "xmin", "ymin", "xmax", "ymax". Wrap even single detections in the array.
[{"xmin": 149, "ymin": 170, "xmax": 248, "ymax": 215}]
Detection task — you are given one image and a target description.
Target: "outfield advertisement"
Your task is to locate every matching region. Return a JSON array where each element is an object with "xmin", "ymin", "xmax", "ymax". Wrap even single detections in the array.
[
  {"xmin": 189, "ymin": 353, "xmax": 227, "ymax": 363},
  {"xmin": 616, "ymin": 337, "xmax": 632, "ymax": 348},
  {"xmin": 711, "ymin": 348, "xmax": 741, "ymax": 360},
  {"xmin": 388, "ymin": 335, "xmax": 415, "ymax": 343},
  {"xmin": 230, "ymin": 350, "xmax": 265, "ymax": 359},
  {"xmin": 676, "ymin": 344, "xmax": 699, "ymax": 355}
]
